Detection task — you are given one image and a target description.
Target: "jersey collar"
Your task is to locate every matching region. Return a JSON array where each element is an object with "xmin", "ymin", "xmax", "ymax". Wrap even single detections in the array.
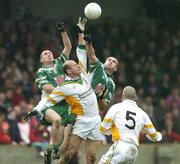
[
  {"xmin": 123, "ymin": 99, "xmax": 136, "ymax": 104},
  {"xmin": 65, "ymin": 75, "xmax": 81, "ymax": 82}
]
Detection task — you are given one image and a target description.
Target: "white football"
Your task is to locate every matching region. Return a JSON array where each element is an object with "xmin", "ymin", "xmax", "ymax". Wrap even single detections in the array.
[{"xmin": 84, "ymin": 3, "xmax": 102, "ymax": 20}]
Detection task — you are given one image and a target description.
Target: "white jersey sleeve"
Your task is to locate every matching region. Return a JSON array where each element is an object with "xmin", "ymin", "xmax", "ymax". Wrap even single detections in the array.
[
  {"xmin": 34, "ymin": 86, "xmax": 66, "ymax": 113},
  {"xmin": 76, "ymin": 46, "xmax": 87, "ymax": 75},
  {"xmin": 143, "ymin": 112, "xmax": 162, "ymax": 142},
  {"xmin": 100, "ymin": 106, "xmax": 116, "ymax": 135}
]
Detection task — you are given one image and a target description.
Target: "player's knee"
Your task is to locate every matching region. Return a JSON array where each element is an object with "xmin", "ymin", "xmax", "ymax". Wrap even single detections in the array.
[
  {"xmin": 58, "ymin": 155, "xmax": 71, "ymax": 164},
  {"xmin": 62, "ymin": 150, "xmax": 74, "ymax": 162},
  {"xmin": 87, "ymin": 153, "xmax": 96, "ymax": 164}
]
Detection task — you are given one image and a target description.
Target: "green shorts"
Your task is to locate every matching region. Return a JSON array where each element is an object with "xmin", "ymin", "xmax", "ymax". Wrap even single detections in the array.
[{"xmin": 40, "ymin": 100, "xmax": 76, "ymax": 126}]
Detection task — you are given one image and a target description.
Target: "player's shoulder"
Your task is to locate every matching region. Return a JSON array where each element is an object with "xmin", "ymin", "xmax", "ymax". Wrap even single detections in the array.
[
  {"xmin": 135, "ymin": 105, "xmax": 147, "ymax": 117},
  {"xmin": 37, "ymin": 67, "xmax": 43, "ymax": 72},
  {"xmin": 36, "ymin": 67, "xmax": 45, "ymax": 75},
  {"xmin": 55, "ymin": 81, "xmax": 74, "ymax": 93},
  {"xmin": 58, "ymin": 78, "xmax": 82, "ymax": 89},
  {"xmin": 59, "ymin": 80, "xmax": 76, "ymax": 87},
  {"xmin": 89, "ymin": 59, "xmax": 102, "ymax": 67},
  {"xmin": 109, "ymin": 102, "xmax": 123, "ymax": 112},
  {"xmin": 56, "ymin": 53, "xmax": 68, "ymax": 62}
]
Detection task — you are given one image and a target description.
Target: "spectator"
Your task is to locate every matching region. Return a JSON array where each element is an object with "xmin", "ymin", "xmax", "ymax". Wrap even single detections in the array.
[
  {"xmin": 166, "ymin": 88, "xmax": 180, "ymax": 109},
  {"xmin": 17, "ymin": 112, "xmax": 30, "ymax": 145},
  {"xmin": 7, "ymin": 110, "xmax": 21, "ymax": 145},
  {"xmin": 0, "ymin": 112, "xmax": 11, "ymax": 144},
  {"xmin": 154, "ymin": 99, "xmax": 169, "ymax": 130},
  {"xmin": 162, "ymin": 113, "xmax": 180, "ymax": 142},
  {"xmin": 0, "ymin": 13, "xmax": 179, "ymax": 146},
  {"xmin": 29, "ymin": 117, "xmax": 49, "ymax": 157}
]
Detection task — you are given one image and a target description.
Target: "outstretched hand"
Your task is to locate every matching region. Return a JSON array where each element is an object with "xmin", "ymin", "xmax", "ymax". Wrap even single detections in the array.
[
  {"xmin": 77, "ymin": 17, "xmax": 87, "ymax": 33},
  {"xmin": 24, "ymin": 110, "xmax": 38, "ymax": 121},
  {"xmin": 57, "ymin": 22, "xmax": 65, "ymax": 32}
]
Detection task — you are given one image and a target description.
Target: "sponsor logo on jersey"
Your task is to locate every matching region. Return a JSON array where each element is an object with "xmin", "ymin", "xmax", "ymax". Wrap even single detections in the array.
[{"xmin": 55, "ymin": 75, "xmax": 64, "ymax": 84}]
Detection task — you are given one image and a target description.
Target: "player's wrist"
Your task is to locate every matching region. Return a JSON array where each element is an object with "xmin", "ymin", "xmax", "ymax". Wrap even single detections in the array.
[
  {"xmin": 76, "ymin": 25, "xmax": 85, "ymax": 33},
  {"xmin": 83, "ymin": 34, "xmax": 92, "ymax": 44},
  {"xmin": 98, "ymin": 96, "xmax": 104, "ymax": 100}
]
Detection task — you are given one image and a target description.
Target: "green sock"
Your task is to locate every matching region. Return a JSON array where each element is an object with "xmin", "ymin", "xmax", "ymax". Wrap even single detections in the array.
[{"xmin": 51, "ymin": 144, "xmax": 60, "ymax": 152}]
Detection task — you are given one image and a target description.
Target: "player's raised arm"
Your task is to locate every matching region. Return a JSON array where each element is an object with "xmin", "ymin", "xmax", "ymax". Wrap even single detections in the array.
[
  {"xmin": 98, "ymin": 98, "xmax": 109, "ymax": 112},
  {"xmin": 76, "ymin": 17, "xmax": 88, "ymax": 74},
  {"xmin": 77, "ymin": 17, "xmax": 87, "ymax": 45},
  {"xmin": 84, "ymin": 34, "xmax": 98, "ymax": 64},
  {"xmin": 57, "ymin": 22, "xmax": 72, "ymax": 59}
]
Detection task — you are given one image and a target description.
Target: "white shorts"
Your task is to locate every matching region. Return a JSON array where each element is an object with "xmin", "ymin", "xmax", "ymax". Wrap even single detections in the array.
[
  {"xmin": 100, "ymin": 140, "xmax": 138, "ymax": 164},
  {"xmin": 72, "ymin": 115, "xmax": 102, "ymax": 140}
]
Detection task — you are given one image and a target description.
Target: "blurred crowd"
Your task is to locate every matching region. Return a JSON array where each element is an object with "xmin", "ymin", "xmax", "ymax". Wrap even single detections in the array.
[{"xmin": 0, "ymin": 9, "xmax": 180, "ymax": 152}]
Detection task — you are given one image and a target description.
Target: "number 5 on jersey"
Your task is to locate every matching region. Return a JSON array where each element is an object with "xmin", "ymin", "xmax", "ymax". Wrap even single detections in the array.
[{"xmin": 125, "ymin": 111, "xmax": 136, "ymax": 130}]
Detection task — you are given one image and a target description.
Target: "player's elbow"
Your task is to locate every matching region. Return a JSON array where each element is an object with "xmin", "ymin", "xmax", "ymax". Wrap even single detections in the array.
[
  {"xmin": 99, "ymin": 125, "xmax": 111, "ymax": 135},
  {"xmin": 63, "ymin": 47, "xmax": 72, "ymax": 57},
  {"xmin": 90, "ymin": 56, "xmax": 98, "ymax": 64},
  {"xmin": 65, "ymin": 43, "xmax": 72, "ymax": 51},
  {"xmin": 99, "ymin": 125, "xmax": 106, "ymax": 133}
]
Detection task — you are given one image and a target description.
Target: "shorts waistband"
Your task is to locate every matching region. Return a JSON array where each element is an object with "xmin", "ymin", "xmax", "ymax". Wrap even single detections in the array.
[{"xmin": 77, "ymin": 114, "xmax": 100, "ymax": 119}]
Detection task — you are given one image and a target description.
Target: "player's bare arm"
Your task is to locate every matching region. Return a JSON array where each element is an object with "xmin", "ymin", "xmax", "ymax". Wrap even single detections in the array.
[
  {"xmin": 98, "ymin": 98, "xmax": 109, "ymax": 112},
  {"xmin": 42, "ymin": 84, "xmax": 55, "ymax": 94},
  {"xmin": 57, "ymin": 22, "xmax": 72, "ymax": 59},
  {"xmin": 84, "ymin": 34, "xmax": 98, "ymax": 64}
]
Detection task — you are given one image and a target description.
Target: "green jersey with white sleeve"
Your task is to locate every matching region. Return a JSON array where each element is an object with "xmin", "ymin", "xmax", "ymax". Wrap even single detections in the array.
[
  {"xmin": 35, "ymin": 53, "xmax": 67, "ymax": 98},
  {"xmin": 35, "ymin": 53, "xmax": 73, "ymax": 126},
  {"xmin": 77, "ymin": 46, "xmax": 115, "ymax": 105}
]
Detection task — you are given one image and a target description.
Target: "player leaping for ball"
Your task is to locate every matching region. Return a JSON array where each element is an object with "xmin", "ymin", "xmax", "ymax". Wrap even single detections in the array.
[
  {"xmin": 25, "ymin": 22, "xmax": 74, "ymax": 164},
  {"xmin": 26, "ymin": 60, "xmax": 102, "ymax": 164},
  {"xmin": 76, "ymin": 20, "xmax": 119, "ymax": 111}
]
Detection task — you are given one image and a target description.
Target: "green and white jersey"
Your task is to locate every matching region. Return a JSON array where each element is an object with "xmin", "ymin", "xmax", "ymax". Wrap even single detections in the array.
[
  {"xmin": 88, "ymin": 61, "xmax": 116, "ymax": 104},
  {"xmin": 76, "ymin": 45, "xmax": 87, "ymax": 74},
  {"xmin": 35, "ymin": 53, "xmax": 67, "ymax": 98},
  {"xmin": 103, "ymin": 75, "xmax": 116, "ymax": 104},
  {"xmin": 76, "ymin": 46, "xmax": 115, "ymax": 104},
  {"xmin": 88, "ymin": 60, "xmax": 107, "ymax": 97}
]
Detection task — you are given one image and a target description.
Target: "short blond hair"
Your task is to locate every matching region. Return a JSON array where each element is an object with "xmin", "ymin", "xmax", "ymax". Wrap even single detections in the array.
[{"xmin": 122, "ymin": 86, "xmax": 137, "ymax": 101}]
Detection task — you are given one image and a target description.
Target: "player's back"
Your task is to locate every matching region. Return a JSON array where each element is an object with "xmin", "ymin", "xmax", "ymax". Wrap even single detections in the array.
[{"xmin": 111, "ymin": 100, "xmax": 147, "ymax": 146}]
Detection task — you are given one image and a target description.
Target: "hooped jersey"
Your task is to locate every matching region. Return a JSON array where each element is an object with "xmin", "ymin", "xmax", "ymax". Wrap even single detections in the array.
[
  {"xmin": 34, "ymin": 74, "xmax": 99, "ymax": 117},
  {"xmin": 76, "ymin": 46, "xmax": 115, "ymax": 104},
  {"xmin": 35, "ymin": 53, "xmax": 67, "ymax": 98},
  {"xmin": 100, "ymin": 100, "xmax": 161, "ymax": 146}
]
